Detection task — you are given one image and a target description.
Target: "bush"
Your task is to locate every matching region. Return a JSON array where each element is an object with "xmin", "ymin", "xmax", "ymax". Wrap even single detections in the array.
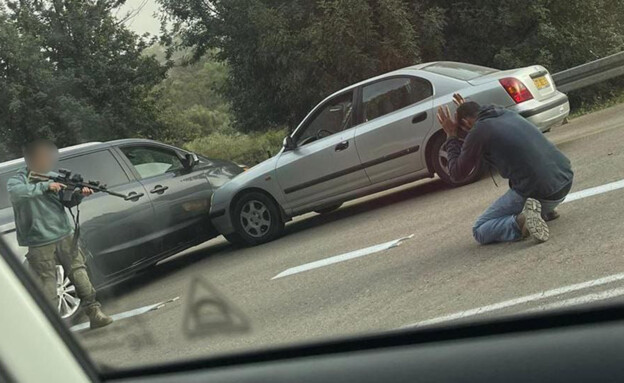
[
  {"xmin": 185, "ymin": 129, "xmax": 287, "ymax": 166},
  {"xmin": 567, "ymin": 78, "xmax": 624, "ymax": 118}
]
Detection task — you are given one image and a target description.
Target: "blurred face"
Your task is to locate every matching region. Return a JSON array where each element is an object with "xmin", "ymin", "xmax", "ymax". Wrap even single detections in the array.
[{"xmin": 27, "ymin": 145, "xmax": 58, "ymax": 173}]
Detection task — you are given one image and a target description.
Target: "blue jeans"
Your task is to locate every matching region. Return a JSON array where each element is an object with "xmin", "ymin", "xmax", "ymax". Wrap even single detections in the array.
[{"xmin": 472, "ymin": 189, "xmax": 564, "ymax": 245}]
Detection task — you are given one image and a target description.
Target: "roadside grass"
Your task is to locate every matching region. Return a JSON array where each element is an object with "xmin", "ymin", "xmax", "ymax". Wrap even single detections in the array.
[
  {"xmin": 184, "ymin": 129, "xmax": 287, "ymax": 166},
  {"xmin": 568, "ymin": 85, "xmax": 624, "ymax": 119}
]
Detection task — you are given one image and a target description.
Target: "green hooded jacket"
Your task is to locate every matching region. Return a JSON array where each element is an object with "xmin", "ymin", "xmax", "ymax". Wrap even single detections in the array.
[{"xmin": 7, "ymin": 168, "xmax": 74, "ymax": 247}]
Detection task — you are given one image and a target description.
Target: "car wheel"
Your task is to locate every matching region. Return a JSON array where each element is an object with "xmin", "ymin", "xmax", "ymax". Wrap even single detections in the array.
[
  {"xmin": 56, "ymin": 265, "xmax": 81, "ymax": 319},
  {"xmin": 314, "ymin": 204, "xmax": 342, "ymax": 214},
  {"xmin": 223, "ymin": 232, "xmax": 247, "ymax": 247},
  {"xmin": 231, "ymin": 191, "xmax": 284, "ymax": 246},
  {"xmin": 430, "ymin": 133, "xmax": 483, "ymax": 187}
]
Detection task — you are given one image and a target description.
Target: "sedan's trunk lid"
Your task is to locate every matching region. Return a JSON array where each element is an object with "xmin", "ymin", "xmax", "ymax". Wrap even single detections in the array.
[{"xmin": 469, "ymin": 65, "xmax": 558, "ymax": 102}]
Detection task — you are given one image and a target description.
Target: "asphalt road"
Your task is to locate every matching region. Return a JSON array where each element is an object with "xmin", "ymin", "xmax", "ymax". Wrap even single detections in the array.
[{"xmin": 75, "ymin": 103, "xmax": 624, "ymax": 370}]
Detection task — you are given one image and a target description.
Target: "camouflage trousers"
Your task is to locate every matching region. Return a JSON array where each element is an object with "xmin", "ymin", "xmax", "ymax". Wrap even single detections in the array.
[{"xmin": 26, "ymin": 235, "xmax": 99, "ymax": 313}]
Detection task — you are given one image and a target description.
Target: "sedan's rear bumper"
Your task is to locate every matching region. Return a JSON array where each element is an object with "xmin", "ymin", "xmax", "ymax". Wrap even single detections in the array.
[{"xmin": 512, "ymin": 92, "xmax": 570, "ymax": 131}]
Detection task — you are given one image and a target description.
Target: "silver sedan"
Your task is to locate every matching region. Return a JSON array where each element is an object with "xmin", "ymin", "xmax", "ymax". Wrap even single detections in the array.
[{"xmin": 209, "ymin": 61, "xmax": 570, "ymax": 246}]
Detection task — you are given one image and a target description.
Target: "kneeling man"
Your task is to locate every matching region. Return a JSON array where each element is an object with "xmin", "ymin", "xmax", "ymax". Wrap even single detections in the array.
[{"xmin": 437, "ymin": 95, "xmax": 573, "ymax": 244}]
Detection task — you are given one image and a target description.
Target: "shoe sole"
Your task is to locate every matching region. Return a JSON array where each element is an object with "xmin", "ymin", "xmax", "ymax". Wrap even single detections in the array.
[
  {"xmin": 90, "ymin": 318, "xmax": 114, "ymax": 330},
  {"xmin": 523, "ymin": 198, "xmax": 550, "ymax": 243}
]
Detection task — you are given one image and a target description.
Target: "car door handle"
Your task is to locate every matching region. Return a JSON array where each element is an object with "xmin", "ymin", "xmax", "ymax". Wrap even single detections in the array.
[
  {"xmin": 124, "ymin": 192, "xmax": 145, "ymax": 202},
  {"xmin": 412, "ymin": 111, "xmax": 427, "ymax": 124},
  {"xmin": 335, "ymin": 141, "xmax": 349, "ymax": 152},
  {"xmin": 150, "ymin": 185, "xmax": 169, "ymax": 194}
]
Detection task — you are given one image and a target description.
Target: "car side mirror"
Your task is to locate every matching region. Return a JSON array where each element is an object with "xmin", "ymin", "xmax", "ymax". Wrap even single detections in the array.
[
  {"xmin": 283, "ymin": 136, "xmax": 297, "ymax": 151},
  {"xmin": 183, "ymin": 153, "xmax": 200, "ymax": 169}
]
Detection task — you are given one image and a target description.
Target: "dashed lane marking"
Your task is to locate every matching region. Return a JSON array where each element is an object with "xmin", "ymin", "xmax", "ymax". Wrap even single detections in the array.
[
  {"xmin": 563, "ymin": 179, "xmax": 624, "ymax": 203},
  {"xmin": 70, "ymin": 297, "xmax": 179, "ymax": 332},
  {"xmin": 403, "ymin": 273, "xmax": 624, "ymax": 328},
  {"xmin": 271, "ymin": 235, "xmax": 414, "ymax": 280}
]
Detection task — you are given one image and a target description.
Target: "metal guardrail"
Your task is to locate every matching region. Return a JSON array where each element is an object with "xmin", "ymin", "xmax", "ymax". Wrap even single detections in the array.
[{"xmin": 553, "ymin": 51, "xmax": 624, "ymax": 93}]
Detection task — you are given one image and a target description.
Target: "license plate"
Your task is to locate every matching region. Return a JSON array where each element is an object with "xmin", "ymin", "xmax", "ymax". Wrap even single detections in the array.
[{"xmin": 533, "ymin": 76, "xmax": 550, "ymax": 90}]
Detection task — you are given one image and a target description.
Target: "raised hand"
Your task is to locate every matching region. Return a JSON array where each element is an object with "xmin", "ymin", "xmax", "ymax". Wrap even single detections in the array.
[
  {"xmin": 452, "ymin": 93, "xmax": 466, "ymax": 106},
  {"xmin": 436, "ymin": 105, "xmax": 459, "ymax": 138}
]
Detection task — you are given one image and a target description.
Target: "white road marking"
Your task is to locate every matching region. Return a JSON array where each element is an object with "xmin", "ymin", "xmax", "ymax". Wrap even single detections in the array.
[
  {"xmin": 271, "ymin": 235, "xmax": 414, "ymax": 280},
  {"xmin": 270, "ymin": 179, "xmax": 624, "ymax": 281},
  {"xmin": 526, "ymin": 286, "xmax": 624, "ymax": 313},
  {"xmin": 403, "ymin": 272, "xmax": 624, "ymax": 328},
  {"xmin": 562, "ymin": 179, "xmax": 624, "ymax": 203},
  {"xmin": 70, "ymin": 296, "xmax": 179, "ymax": 332}
]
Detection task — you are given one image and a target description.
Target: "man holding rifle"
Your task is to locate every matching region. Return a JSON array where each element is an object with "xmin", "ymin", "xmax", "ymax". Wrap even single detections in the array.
[
  {"xmin": 437, "ymin": 94, "xmax": 574, "ymax": 245},
  {"xmin": 7, "ymin": 139, "xmax": 113, "ymax": 328}
]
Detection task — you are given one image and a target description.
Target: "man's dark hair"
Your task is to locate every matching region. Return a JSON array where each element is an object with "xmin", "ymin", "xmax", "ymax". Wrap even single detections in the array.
[
  {"xmin": 23, "ymin": 138, "xmax": 57, "ymax": 160},
  {"xmin": 457, "ymin": 101, "xmax": 481, "ymax": 123}
]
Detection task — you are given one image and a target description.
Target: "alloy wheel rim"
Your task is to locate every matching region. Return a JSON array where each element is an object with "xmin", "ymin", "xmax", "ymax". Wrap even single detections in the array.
[
  {"xmin": 240, "ymin": 200, "xmax": 272, "ymax": 238},
  {"xmin": 438, "ymin": 138, "xmax": 477, "ymax": 177},
  {"xmin": 438, "ymin": 146, "xmax": 451, "ymax": 175},
  {"xmin": 56, "ymin": 265, "xmax": 81, "ymax": 318}
]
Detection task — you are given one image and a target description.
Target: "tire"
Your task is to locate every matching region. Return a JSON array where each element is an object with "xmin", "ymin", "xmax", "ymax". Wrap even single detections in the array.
[
  {"xmin": 56, "ymin": 265, "xmax": 81, "ymax": 319},
  {"xmin": 223, "ymin": 232, "xmax": 247, "ymax": 247},
  {"xmin": 314, "ymin": 203, "xmax": 342, "ymax": 214},
  {"xmin": 23, "ymin": 260, "xmax": 81, "ymax": 319},
  {"xmin": 429, "ymin": 133, "xmax": 483, "ymax": 187},
  {"xmin": 230, "ymin": 191, "xmax": 285, "ymax": 246}
]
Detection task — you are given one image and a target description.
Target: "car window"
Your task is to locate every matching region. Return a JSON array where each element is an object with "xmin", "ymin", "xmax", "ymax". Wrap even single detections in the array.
[
  {"xmin": 422, "ymin": 62, "xmax": 498, "ymax": 81},
  {"xmin": 296, "ymin": 91, "xmax": 354, "ymax": 146},
  {"xmin": 59, "ymin": 150, "xmax": 130, "ymax": 187},
  {"xmin": 0, "ymin": 171, "xmax": 18, "ymax": 210},
  {"xmin": 121, "ymin": 146, "xmax": 184, "ymax": 179},
  {"xmin": 362, "ymin": 77, "xmax": 432, "ymax": 122}
]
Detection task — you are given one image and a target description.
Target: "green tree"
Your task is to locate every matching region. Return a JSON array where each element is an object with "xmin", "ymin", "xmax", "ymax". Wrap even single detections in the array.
[
  {"xmin": 152, "ymin": 52, "xmax": 233, "ymax": 145},
  {"xmin": 429, "ymin": 0, "xmax": 624, "ymax": 72},
  {"xmin": 159, "ymin": 0, "xmax": 624, "ymax": 137},
  {"xmin": 421, "ymin": 0, "xmax": 624, "ymax": 110},
  {"xmin": 0, "ymin": 0, "xmax": 168, "ymax": 160},
  {"xmin": 158, "ymin": 0, "xmax": 420, "ymax": 133}
]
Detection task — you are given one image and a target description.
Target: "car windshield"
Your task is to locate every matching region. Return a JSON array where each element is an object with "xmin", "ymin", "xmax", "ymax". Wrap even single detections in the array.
[{"xmin": 1, "ymin": 0, "xmax": 624, "ymax": 376}]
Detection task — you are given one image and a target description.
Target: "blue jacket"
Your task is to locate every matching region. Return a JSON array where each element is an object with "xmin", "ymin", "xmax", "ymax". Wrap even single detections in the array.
[{"xmin": 445, "ymin": 105, "xmax": 573, "ymax": 199}]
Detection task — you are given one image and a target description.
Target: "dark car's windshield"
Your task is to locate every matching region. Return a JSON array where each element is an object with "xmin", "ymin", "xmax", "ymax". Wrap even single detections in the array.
[{"xmin": 1, "ymin": 0, "xmax": 624, "ymax": 376}]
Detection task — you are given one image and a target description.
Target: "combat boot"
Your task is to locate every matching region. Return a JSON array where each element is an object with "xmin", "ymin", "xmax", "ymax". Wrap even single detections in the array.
[
  {"xmin": 516, "ymin": 198, "xmax": 550, "ymax": 243},
  {"xmin": 86, "ymin": 306, "xmax": 113, "ymax": 329},
  {"xmin": 543, "ymin": 210, "xmax": 560, "ymax": 222}
]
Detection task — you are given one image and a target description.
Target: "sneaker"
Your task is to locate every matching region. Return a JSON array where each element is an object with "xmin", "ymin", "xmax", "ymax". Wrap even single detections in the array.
[
  {"xmin": 519, "ymin": 198, "xmax": 550, "ymax": 243},
  {"xmin": 86, "ymin": 306, "xmax": 113, "ymax": 329},
  {"xmin": 542, "ymin": 210, "xmax": 560, "ymax": 222}
]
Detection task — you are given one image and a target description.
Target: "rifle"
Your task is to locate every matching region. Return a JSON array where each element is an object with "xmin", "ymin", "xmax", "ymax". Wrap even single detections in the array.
[
  {"xmin": 28, "ymin": 169, "xmax": 130, "ymax": 252},
  {"xmin": 28, "ymin": 169, "xmax": 129, "ymax": 201}
]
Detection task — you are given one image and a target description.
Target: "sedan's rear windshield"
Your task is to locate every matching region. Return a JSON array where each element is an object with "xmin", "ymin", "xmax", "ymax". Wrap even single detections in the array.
[{"xmin": 422, "ymin": 62, "xmax": 498, "ymax": 81}]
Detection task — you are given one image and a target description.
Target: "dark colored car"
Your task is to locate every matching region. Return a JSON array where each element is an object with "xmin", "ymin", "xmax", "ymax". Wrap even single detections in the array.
[{"xmin": 0, "ymin": 139, "xmax": 243, "ymax": 318}]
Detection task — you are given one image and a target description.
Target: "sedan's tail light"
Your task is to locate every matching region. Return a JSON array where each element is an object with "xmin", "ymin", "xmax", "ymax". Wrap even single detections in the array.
[{"xmin": 499, "ymin": 77, "xmax": 534, "ymax": 104}]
